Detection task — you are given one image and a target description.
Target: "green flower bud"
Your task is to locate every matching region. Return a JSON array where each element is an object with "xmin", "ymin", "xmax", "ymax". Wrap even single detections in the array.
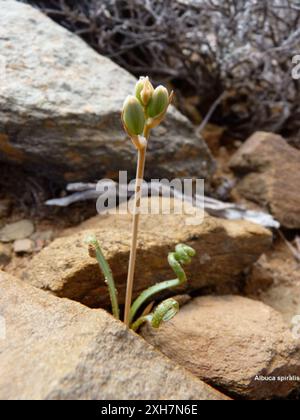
[
  {"xmin": 135, "ymin": 76, "xmax": 154, "ymax": 106},
  {"xmin": 135, "ymin": 78, "xmax": 145, "ymax": 102},
  {"xmin": 122, "ymin": 95, "xmax": 145, "ymax": 136},
  {"xmin": 146, "ymin": 85, "xmax": 169, "ymax": 119}
]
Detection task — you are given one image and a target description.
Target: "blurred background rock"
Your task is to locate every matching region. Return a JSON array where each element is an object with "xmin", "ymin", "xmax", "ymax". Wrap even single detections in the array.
[{"xmin": 22, "ymin": 0, "xmax": 300, "ymax": 147}]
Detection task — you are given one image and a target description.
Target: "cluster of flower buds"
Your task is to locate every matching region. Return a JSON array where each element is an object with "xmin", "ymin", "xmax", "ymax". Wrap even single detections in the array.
[{"xmin": 122, "ymin": 77, "xmax": 173, "ymax": 139}]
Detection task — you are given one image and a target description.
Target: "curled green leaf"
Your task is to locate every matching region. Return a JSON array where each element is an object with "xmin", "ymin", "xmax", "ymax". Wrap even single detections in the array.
[
  {"xmin": 129, "ymin": 243, "xmax": 196, "ymax": 324},
  {"xmin": 131, "ymin": 298, "xmax": 179, "ymax": 331},
  {"xmin": 150, "ymin": 298, "xmax": 179, "ymax": 328}
]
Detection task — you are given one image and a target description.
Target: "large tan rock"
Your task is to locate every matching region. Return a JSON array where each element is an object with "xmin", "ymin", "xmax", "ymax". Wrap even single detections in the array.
[
  {"xmin": 141, "ymin": 295, "xmax": 300, "ymax": 399},
  {"xmin": 0, "ymin": 271, "xmax": 226, "ymax": 400},
  {"xmin": 230, "ymin": 132, "xmax": 300, "ymax": 229},
  {"xmin": 21, "ymin": 198, "xmax": 272, "ymax": 307}
]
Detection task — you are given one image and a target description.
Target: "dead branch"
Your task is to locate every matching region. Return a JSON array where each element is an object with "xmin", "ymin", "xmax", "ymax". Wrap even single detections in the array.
[{"xmin": 45, "ymin": 181, "xmax": 280, "ymax": 229}]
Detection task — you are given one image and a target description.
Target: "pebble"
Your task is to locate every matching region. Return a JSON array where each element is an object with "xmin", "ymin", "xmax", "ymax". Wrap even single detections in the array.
[
  {"xmin": 0, "ymin": 220, "xmax": 34, "ymax": 243},
  {"xmin": 31, "ymin": 230, "xmax": 54, "ymax": 243},
  {"xmin": 13, "ymin": 239, "xmax": 34, "ymax": 254}
]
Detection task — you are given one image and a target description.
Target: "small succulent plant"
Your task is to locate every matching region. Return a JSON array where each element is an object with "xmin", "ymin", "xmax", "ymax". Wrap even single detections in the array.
[
  {"xmin": 121, "ymin": 77, "xmax": 173, "ymax": 327},
  {"xmin": 87, "ymin": 77, "xmax": 195, "ymax": 331},
  {"xmin": 87, "ymin": 235, "xmax": 196, "ymax": 331}
]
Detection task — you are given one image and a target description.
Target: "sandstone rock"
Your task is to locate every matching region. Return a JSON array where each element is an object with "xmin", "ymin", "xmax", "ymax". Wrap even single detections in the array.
[
  {"xmin": 230, "ymin": 132, "xmax": 300, "ymax": 229},
  {"xmin": 0, "ymin": 271, "xmax": 227, "ymax": 400},
  {"xmin": 261, "ymin": 283, "xmax": 300, "ymax": 329},
  {"xmin": 13, "ymin": 238, "xmax": 34, "ymax": 254},
  {"xmin": 0, "ymin": 243, "xmax": 12, "ymax": 266},
  {"xmin": 201, "ymin": 124, "xmax": 225, "ymax": 155},
  {"xmin": 0, "ymin": 1, "xmax": 214, "ymax": 185},
  {"xmin": 21, "ymin": 197, "xmax": 272, "ymax": 307},
  {"xmin": 245, "ymin": 240, "xmax": 300, "ymax": 325},
  {"xmin": 141, "ymin": 295, "xmax": 300, "ymax": 399},
  {"xmin": 0, "ymin": 219, "xmax": 34, "ymax": 243}
]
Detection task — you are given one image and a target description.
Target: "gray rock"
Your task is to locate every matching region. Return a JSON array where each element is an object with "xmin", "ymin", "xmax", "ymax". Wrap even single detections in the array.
[
  {"xmin": 0, "ymin": 219, "xmax": 34, "ymax": 243},
  {"xmin": 0, "ymin": 271, "xmax": 227, "ymax": 400},
  {"xmin": 0, "ymin": 1, "xmax": 215, "ymax": 185}
]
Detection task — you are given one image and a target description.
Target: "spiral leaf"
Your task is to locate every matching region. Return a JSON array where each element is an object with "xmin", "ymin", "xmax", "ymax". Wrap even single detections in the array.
[
  {"xmin": 129, "ymin": 243, "xmax": 196, "ymax": 325},
  {"xmin": 151, "ymin": 298, "xmax": 179, "ymax": 328},
  {"xmin": 131, "ymin": 298, "xmax": 179, "ymax": 331}
]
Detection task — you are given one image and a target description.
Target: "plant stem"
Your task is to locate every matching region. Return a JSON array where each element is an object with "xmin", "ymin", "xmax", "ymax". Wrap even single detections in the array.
[
  {"xmin": 131, "ymin": 314, "xmax": 153, "ymax": 332},
  {"xmin": 124, "ymin": 140, "xmax": 147, "ymax": 327}
]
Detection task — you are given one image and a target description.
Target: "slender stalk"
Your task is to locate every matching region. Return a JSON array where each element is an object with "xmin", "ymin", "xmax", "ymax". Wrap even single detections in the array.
[
  {"xmin": 124, "ymin": 138, "xmax": 148, "ymax": 327},
  {"xmin": 122, "ymin": 81, "xmax": 172, "ymax": 327}
]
